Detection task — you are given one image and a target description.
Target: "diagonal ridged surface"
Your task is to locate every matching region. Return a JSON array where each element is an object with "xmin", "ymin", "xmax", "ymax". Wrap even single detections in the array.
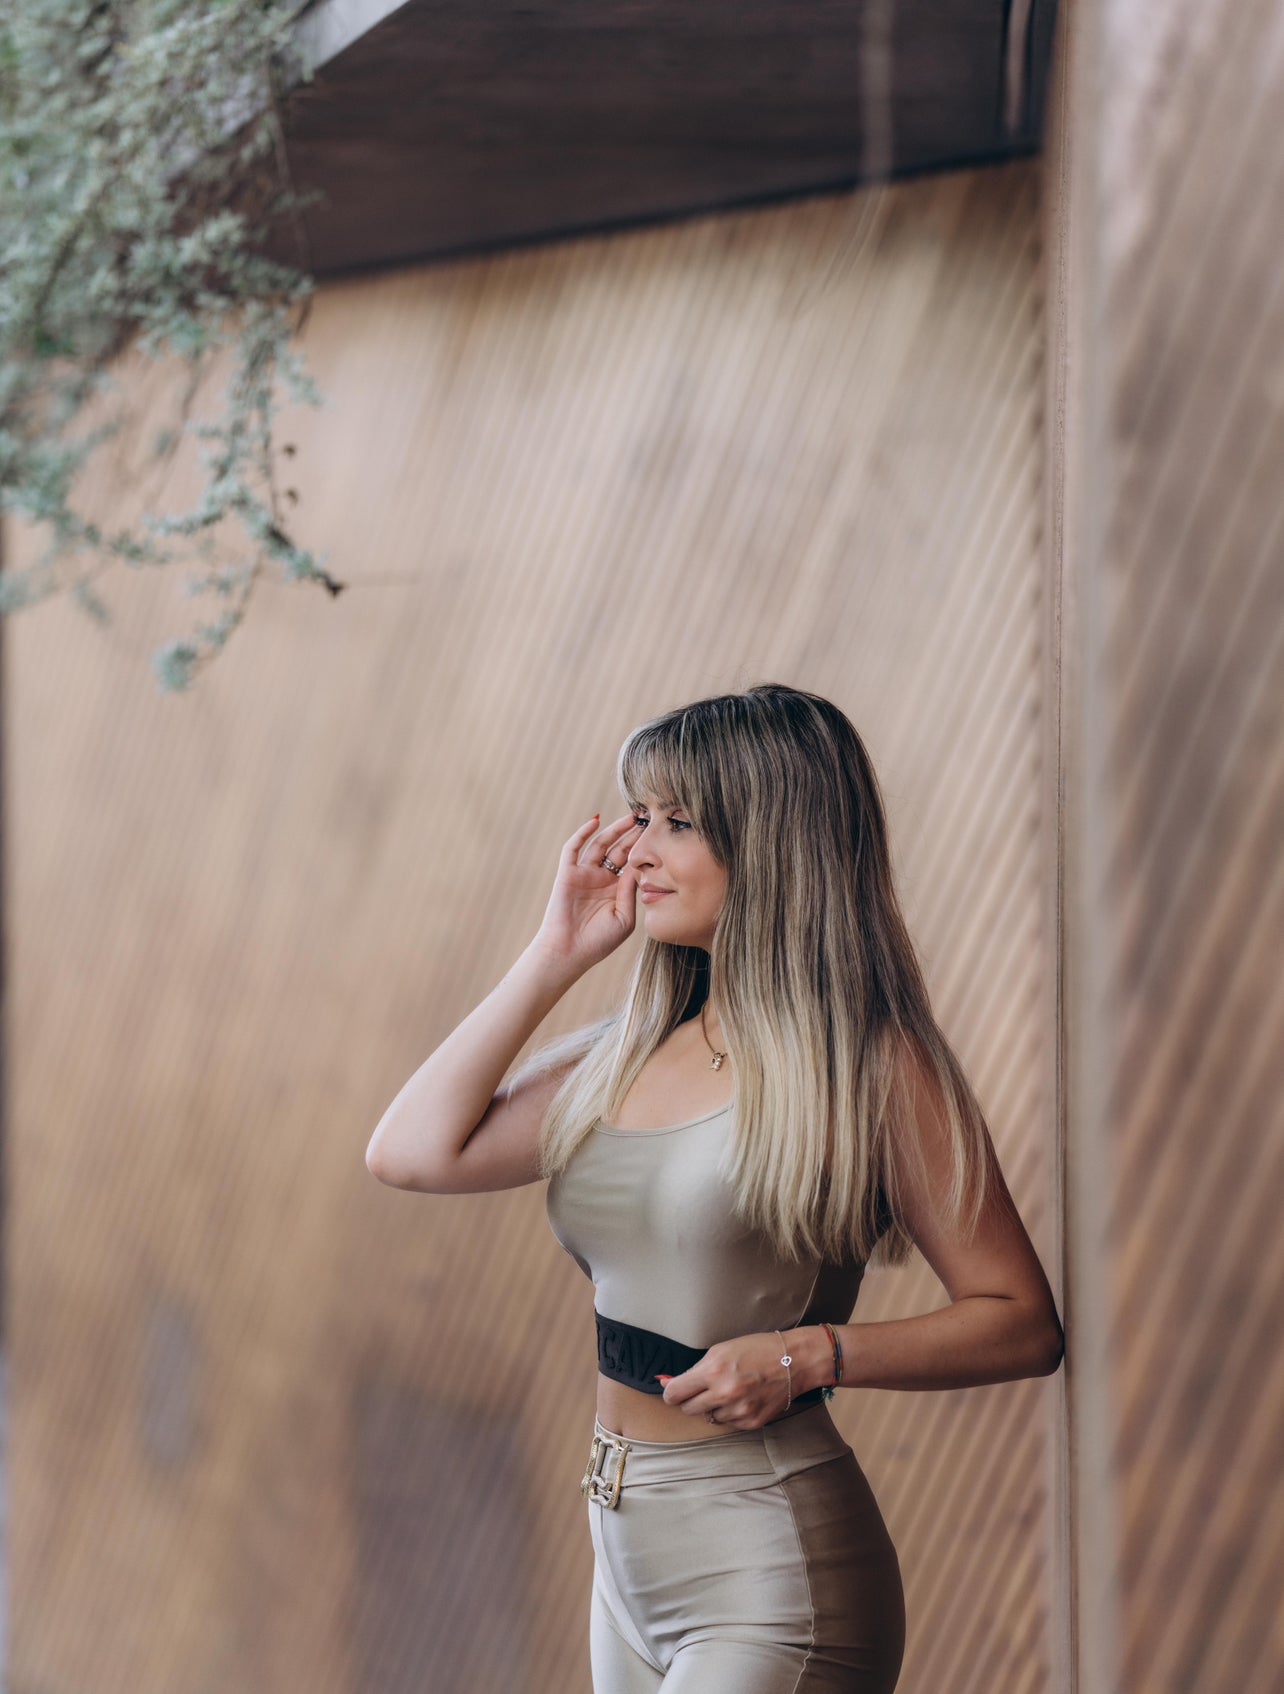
[{"xmin": 4, "ymin": 161, "xmax": 1054, "ymax": 1693}]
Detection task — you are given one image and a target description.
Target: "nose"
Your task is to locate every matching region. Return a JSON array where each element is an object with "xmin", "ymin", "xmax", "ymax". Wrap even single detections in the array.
[{"xmin": 626, "ymin": 824, "xmax": 655, "ymax": 870}]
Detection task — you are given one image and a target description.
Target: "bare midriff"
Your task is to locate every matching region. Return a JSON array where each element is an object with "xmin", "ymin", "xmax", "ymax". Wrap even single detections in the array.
[{"xmin": 597, "ymin": 1374, "xmax": 738, "ymax": 1441}]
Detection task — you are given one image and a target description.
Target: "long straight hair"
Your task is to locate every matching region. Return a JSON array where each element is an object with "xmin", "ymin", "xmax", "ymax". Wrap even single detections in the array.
[{"xmin": 518, "ymin": 683, "xmax": 992, "ymax": 1268}]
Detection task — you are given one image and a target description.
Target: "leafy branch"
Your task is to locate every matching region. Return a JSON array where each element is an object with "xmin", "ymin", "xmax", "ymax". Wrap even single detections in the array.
[{"xmin": 0, "ymin": 0, "xmax": 343, "ymax": 692}]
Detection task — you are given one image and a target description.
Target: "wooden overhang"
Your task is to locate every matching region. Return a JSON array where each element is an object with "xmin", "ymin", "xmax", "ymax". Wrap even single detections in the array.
[{"xmin": 265, "ymin": 0, "xmax": 1059, "ymax": 278}]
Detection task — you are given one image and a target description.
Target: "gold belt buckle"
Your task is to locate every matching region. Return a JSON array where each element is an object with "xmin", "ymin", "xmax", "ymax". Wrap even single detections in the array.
[{"xmin": 580, "ymin": 1431, "xmax": 631, "ymax": 1508}]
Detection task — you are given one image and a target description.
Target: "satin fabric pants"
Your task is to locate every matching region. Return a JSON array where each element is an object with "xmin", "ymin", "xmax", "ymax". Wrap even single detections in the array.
[{"xmin": 583, "ymin": 1400, "xmax": 905, "ymax": 1692}]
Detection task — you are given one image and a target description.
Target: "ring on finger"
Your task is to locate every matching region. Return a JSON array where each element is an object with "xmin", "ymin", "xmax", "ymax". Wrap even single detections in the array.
[{"xmin": 602, "ymin": 856, "xmax": 620, "ymax": 875}]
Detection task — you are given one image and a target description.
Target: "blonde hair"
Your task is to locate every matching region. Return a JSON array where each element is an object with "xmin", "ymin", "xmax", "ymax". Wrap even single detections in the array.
[{"xmin": 520, "ymin": 683, "xmax": 992, "ymax": 1268}]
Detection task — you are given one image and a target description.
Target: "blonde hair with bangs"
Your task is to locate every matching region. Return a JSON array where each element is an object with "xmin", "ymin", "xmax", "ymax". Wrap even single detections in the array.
[{"xmin": 522, "ymin": 683, "xmax": 992, "ymax": 1269}]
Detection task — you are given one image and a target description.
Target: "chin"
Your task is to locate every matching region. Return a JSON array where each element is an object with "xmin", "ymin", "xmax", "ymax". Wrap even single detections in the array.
[{"xmin": 643, "ymin": 910, "xmax": 712, "ymax": 951}]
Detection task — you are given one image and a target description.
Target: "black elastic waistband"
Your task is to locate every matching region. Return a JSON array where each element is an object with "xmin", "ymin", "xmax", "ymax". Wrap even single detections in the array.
[{"xmin": 594, "ymin": 1309, "xmax": 827, "ymax": 1407}]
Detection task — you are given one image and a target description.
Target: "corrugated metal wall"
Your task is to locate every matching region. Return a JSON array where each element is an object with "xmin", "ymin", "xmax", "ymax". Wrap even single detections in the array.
[
  {"xmin": 5, "ymin": 162, "xmax": 1056, "ymax": 1692},
  {"xmin": 1050, "ymin": 2, "xmax": 1284, "ymax": 1691}
]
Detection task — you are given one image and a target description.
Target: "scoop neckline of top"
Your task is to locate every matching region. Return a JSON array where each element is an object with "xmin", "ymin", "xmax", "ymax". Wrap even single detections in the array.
[{"xmin": 594, "ymin": 1100, "xmax": 735, "ymax": 1136}]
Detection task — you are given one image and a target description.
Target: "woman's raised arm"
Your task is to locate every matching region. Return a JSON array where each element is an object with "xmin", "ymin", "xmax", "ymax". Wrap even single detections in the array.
[{"xmin": 364, "ymin": 810, "xmax": 640, "ymax": 1193}]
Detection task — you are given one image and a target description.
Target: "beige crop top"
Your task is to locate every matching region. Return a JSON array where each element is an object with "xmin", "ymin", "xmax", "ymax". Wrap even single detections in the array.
[{"xmin": 544, "ymin": 1100, "xmax": 868, "ymax": 1351}]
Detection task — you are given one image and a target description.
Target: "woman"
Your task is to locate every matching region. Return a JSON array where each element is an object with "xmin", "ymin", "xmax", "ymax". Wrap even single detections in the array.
[{"xmin": 367, "ymin": 682, "xmax": 1064, "ymax": 1693}]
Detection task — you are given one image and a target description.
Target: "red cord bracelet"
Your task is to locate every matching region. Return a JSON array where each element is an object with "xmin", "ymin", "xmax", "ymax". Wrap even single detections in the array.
[{"xmin": 819, "ymin": 1321, "xmax": 844, "ymax": 1386}]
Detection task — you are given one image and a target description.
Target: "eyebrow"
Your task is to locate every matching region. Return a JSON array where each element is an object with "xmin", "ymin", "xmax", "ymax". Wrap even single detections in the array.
[{"xmin": 630, "ymin": 797, "xmax": 683, "ymax": 811}]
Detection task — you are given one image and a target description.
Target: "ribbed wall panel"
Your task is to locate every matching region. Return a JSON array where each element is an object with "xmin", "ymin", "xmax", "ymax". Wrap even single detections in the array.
[
  {"xmin": 1052, "ymin": 1, "xmax": 1284, "ymax": 1689},
  {"xmin": 4, "ymin": 163, "xmax": 1052, "ymax": 1693}
]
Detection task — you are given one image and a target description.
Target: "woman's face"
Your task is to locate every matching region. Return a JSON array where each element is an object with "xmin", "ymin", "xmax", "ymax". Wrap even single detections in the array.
[{"xmin": 622, "ymin": 790, "xmax": 728, "ymax": 952}]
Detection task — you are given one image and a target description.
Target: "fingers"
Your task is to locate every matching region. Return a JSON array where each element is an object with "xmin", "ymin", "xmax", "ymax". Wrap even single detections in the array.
[
  {"xmin": 614, "ymin": 855, "xmax": 640, "ymax": 916},
  {"xmin": 560, "ymin": 813, "xmax": 603, "ymax": 869},
  {"xmin": 558, "ymin": 813, "xmax": 642, "ymax": 893},
  {"xmin": 577, "ymin": 812, "xmax": 641, "ymax": 873},
  {"xmin": 564, "ymin": 813, "xmax": 600, "ymax": 842}
]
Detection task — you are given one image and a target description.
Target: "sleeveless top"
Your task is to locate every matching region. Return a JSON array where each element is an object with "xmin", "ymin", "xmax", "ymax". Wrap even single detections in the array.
[{"xmin": 544, "ymin": 1100, "xmax": 868, "ymax": 1352}]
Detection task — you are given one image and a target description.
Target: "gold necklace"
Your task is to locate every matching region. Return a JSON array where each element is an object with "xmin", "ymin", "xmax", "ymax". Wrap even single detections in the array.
[{"xmin": 700, "ymin": 1001, "xmax": 728, "ymax": 1071}]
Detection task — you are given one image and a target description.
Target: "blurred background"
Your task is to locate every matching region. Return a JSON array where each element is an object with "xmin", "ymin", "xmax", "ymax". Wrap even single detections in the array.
[{"xmin": 2, "ymin": 2, "xmax": 1281, "ymax": 1691}]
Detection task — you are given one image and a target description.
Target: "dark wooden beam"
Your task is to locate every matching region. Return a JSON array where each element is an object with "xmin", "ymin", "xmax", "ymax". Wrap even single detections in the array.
[{"xmin": 263, "ymin": 0, "xmax": 1058, "ymax": 276}]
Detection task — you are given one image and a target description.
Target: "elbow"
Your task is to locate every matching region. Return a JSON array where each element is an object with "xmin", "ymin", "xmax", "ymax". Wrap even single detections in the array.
[
  {"xmin": 1032, "ymin": 1312, "xmax": 1065, "ymax": 1378},
  {"xmin": 366, "ymin": 1109, "xmax": 420, "ymax": 1189},
  {"xmin": 999, "ymin": 1300, "xmax": 1063, "ymax": 1380},
  {"xmin": 365, "ymin": 1134, "xmax": 401, "ymax": 1188},
  {"xmin": 366, "ymin": 1135, "xmax": 443, "ymax": 1192}
]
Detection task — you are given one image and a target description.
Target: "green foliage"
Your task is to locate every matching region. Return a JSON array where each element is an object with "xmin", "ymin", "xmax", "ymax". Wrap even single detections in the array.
[{"xmin": 0, "ymin": 0, "xmax": 339, "ymax": 692}]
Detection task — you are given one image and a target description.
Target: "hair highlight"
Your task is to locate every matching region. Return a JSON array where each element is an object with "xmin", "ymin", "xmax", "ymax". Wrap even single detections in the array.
[{"xmin": 515, "ymin": 683, "xmax": 993, "ymax": 1269}]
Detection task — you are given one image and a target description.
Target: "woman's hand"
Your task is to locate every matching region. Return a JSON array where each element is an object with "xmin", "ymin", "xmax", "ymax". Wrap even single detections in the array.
[
  {"xmin": 656, "ymin": 1332, "xmax": 796, "ymax": 1430},
  {"xmin": 532, "ymin": 812, "xmax": 643, "ymax": 975}
]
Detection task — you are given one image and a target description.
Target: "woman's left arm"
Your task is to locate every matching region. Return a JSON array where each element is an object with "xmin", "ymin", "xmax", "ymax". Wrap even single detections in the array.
[
  {"xmin": 659, "ymin": 1047, "xmax": 1063, "ymax": 1423},
  {"xmin": 788, "ymin": 1049, "xmax": 1064, "ymax": 1395}
]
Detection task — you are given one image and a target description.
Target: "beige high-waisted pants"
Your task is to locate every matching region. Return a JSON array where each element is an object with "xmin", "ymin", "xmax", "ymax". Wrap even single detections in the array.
[{"xmin": 582, "ymin": 1400, "xmax": 905, "ymax": 1692}]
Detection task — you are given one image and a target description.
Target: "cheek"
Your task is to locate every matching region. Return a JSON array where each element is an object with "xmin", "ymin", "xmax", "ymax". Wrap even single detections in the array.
[
  {"xmin": 696, "ymin": 856, "xmax": 728, "ymax": 906},
  {"xmin": 672, "ymin": 837, "xmax": 726, "ymax": 905}
]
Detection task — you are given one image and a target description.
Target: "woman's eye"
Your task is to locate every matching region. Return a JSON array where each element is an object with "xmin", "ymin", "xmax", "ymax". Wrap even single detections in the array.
[{"xmin": 631, "ymin": 814, "xmax": 690, "ymax": 832}]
